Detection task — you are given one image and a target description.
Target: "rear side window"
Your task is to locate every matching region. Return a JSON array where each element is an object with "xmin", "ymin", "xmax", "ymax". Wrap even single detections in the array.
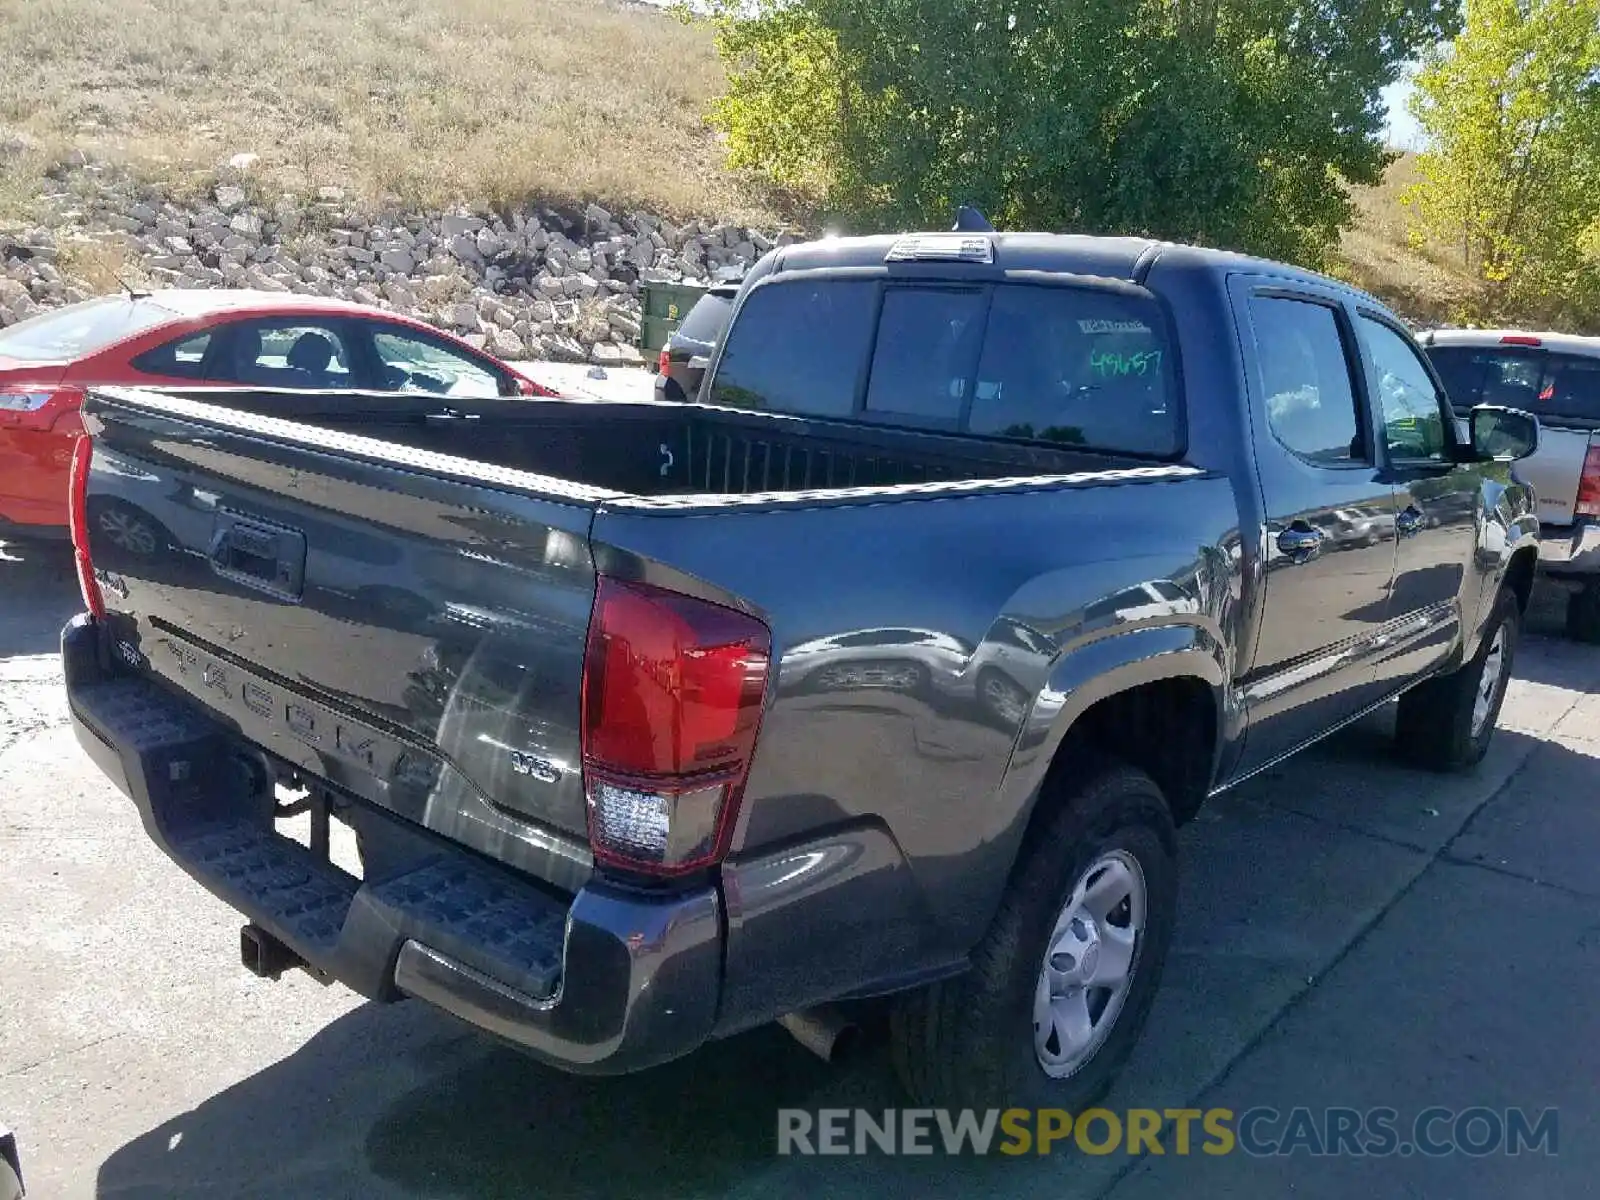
[
  {"xmin": 1246, "ymin": 296, "xmax": 1365, "ymax": 465},
  {"xmin": 710, "ymin": 279, "xmax": 876, "ymax": 417},
  {"xmin": 130, "ymin": 332, "xmax": 212, "ymax": 379},
  {"xmin": 0, "ymin": 297, "xmax": 173, "ymax": 362},
  {"xmin": 967, "ymin": 286, "xmax": 1178, "ymax": 454},
  {"xmin": 677, "ymin": 291, "xmax": 735, "ymax": 344}
]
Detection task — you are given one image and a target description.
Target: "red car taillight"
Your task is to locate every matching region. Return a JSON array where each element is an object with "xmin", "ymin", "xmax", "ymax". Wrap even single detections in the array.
[
  {"xmin": 1577, "ymin": 446, "xmax": 1600, "ymax": 519},
  {"xmin": 581, "ymin": 577, "xmax": 771, "ymax": 878},
  {"xmin": 657, "ymin": 347, "xmax": 671, "ymax": 376},
  {"xmin": 67, "ymin": 434, "xmax": 105, "ymax": 619},
  {"xmin": 0, "ymin": 384, "xmax": 78, "ymax": 429}
]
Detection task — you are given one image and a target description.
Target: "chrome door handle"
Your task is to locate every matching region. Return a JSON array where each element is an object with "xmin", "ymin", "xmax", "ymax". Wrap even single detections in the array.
[
  {"xmin": 1396, "ymin": 505, "xmax": 1425, "ymax": 537},
  {"xmin": 1276, "ymin": 526, "xmax": 1324, "ymax": 563}
]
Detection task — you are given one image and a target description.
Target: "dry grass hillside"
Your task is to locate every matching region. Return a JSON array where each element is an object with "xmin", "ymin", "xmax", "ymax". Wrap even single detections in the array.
[
  {"xmin": 1335, "ymin": 153, "xmax": 1483, "ymax": 325},
  {"xmin": 0, "ymin": 0, "xmax": 757, "ymax": 219},
  {"xmin": 0, "ymin": 0, "xmax": 1461, "ymax": 320}
]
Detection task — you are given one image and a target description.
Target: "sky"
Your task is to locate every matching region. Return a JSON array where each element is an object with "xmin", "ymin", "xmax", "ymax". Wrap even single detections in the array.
[{"xmin": 1381, "ymin": 72, "xmax": 1426, "ymax": 150}]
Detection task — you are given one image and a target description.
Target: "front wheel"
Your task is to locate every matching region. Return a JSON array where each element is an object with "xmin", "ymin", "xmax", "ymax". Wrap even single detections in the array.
[
  {"xmin": 889, "ymin": 763, "xmax": 1177, "ymax": 1108},
  {"xmin": 1395, "ymin": 587, "xmax": 1519, "ymax": 771}
]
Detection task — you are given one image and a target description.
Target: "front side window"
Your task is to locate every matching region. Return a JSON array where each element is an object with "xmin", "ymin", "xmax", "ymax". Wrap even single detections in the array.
[
  {"xmin": 710, "ymin": 279, "xmax": 877, "ymax": 418},
  {"xmin": 371, "ymin": 327, "xmax": 503, "ymax": 397},
  {"xmin": 1247, "ymin": 296, "xmax": 1365, "ymax": 465},
  {"xmin": 1360, "ymin": 316, "xmax": 1451, "ymax": 463}
]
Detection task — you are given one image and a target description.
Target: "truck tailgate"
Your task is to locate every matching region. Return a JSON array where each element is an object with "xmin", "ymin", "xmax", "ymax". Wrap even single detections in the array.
[
  {"xmin": 80, "ymin": 388, "xmax": 605, "ymax": 892},
  {"xmin": 1520, "ymin": 422, "xmax": 1599, "ymax": 528}
]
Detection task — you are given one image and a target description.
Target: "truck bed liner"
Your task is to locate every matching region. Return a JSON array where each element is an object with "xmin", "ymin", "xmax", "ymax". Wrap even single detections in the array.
[{"xmin": 91, "ymin": 385, "xmax": 1148, "ymax": 499}]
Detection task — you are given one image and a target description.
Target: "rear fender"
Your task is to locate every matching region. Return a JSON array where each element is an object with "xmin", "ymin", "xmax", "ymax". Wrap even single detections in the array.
[{"xmin": 949, "ymin": 623, "xmax": 1227, "ymax": 949}]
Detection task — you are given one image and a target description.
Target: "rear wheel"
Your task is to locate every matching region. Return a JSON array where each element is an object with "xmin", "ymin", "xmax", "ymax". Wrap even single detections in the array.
[
  {"xmin": 1395, "ymin": 587, "xmax": 1519, "ymax": 771},
  {"xmin": 90, "ymin": 498, "xmax": 167, "ymax": 557},
  {"xmin": 1566, "ymin": 583, "xmax": 1600, "ymax": 644},
  {"xmin": 890, "ymin": 763, "xmax": 1177, "ymax": 1108}
]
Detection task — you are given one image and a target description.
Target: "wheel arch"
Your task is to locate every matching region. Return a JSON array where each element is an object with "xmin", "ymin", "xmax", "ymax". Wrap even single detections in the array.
[{"xmin": 950, "ymin": 623, "xmax": 1227, "ymax": 952}]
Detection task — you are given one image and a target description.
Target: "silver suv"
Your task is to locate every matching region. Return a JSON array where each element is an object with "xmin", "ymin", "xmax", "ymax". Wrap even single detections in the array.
[{"xmin": 1420, "ymin": 328, "xmax": 1600, "ymax": 641}]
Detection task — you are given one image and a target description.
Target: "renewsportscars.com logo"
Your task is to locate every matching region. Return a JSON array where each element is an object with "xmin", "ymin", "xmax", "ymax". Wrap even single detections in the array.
[{"xmin": 777, "ymin": 1107, "xmax": 1559, "ymax": 1158}]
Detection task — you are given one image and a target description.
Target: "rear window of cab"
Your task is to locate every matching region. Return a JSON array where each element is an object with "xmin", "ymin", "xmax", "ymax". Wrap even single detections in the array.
[{"xmin": 709, "ymin": 277, "xmax": 1181, "ymax": 457}]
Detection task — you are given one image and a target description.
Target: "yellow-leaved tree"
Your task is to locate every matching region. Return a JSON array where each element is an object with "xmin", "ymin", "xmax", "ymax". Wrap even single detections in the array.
[{"xmin": 1406, "ymin": 0, "xmax": 1600, "ymax": 328}]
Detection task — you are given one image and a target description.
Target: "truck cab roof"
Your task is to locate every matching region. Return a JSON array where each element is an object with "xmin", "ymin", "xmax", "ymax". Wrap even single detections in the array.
[{"xmin": 749, "ymin": 231, "xmax": 1376, "ymax": 303}]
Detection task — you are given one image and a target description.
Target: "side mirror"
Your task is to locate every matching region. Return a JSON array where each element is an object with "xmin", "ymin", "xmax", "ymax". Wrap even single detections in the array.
[{"xmin": 1470, "ymin": 404, "xmax": 1539, "ymax": 462}]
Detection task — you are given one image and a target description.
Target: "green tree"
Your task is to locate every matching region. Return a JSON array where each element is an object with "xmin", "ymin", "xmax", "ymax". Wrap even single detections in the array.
[
  {"xmin": 1406, "ymin": 0, "xmax": 1600, "ymax": 326},
  {"xmin": 699, "ymin": 0, "xmax": 1456, "ymax": 266}
]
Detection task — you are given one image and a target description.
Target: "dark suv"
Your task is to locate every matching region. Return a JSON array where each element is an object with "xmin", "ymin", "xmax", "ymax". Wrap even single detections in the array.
[{"xmin": 654, "ymin": 285, "xmax": 738, "ymax": 402}]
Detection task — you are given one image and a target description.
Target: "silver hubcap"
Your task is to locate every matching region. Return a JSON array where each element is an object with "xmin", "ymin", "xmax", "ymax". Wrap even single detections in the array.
[
  {"xmin": 1033, "ymin": 850, "xmax": 1146, "ymax": 1078},
  {"xmin": 1471, "ymin": 627, "xmax": 1507, "ymax": 738},
  {"xmin": 982, "ymin": 674, "xmax": 1026, "ymax": 723},
  {"xmin": 99, "ymin": 508, "xmax": 156, "ymax": 556}
]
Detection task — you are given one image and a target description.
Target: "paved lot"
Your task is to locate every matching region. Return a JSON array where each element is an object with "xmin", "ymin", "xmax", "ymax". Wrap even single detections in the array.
[{"xmin": 3, "ymin": 538, "xmax": 1597, "ymax": 1198}]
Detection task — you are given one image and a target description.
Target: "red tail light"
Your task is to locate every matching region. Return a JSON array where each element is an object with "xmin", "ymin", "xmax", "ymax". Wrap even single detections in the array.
[
  {"xmin": 0, "ymin": 384, "xmax": 80, "ymax": 430},
  {"xmin": 1577, "ymin": 445, "xmax": 1600, "ymax": 519},
  {"xmin": 67, "ymin": 435, "xmax": 106, "ymax": 619},
  {"xmin": 581, "ymin": 577, "xmax": 771, "ymax": 877},
  {"xmin": 657, "ymin": 347, "xmax": 671, "ymax": 376}
]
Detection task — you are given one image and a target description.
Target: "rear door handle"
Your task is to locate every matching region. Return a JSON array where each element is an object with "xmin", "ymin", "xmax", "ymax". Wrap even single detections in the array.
[
  {"xmin": 1396, "ymin": 505, "xmax": 1425, "ymax": 537},
  {"xmin": 1276, "ymin": 526, "xmax": 1324, "ymax": 563}
]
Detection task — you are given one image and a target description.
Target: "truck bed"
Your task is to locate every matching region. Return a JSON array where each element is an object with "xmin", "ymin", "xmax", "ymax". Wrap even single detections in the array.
[
  {"xmin": 97, "ymin": 385, "xmax": 1136, "ymax": 498},
  {"xmin": 78, "ymin": 383, "xmax": 1204, "ymax": 899}
]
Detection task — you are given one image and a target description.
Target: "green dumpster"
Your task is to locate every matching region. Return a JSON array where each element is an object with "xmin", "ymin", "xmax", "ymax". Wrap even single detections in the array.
[{"xmin": 637, "ymin": 280, "xmax": 708, "ymax": 354}]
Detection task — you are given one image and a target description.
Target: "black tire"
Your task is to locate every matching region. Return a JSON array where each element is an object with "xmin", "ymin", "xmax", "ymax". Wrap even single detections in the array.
[
  {"xmin": 1395, "ymin": 587, "xmax": 1519, "ymax": 771},
  {"xmin": 889, "ymin": 762, "xmax": 1178, "ymax": 1108},
  {"xmin": 1566, "ymin": 584, "xmax": 1600, "ymax": 644}
]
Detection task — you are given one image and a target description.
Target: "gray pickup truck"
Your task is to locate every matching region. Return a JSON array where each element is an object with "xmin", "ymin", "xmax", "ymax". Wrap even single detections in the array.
[
  {"xmin": 63, "ymin": 229, "xmax": 1540, "ymax": 1109},
  {"xmin": 1420, "ymin": 329, "xmax": 1600, "ymax": 641}
]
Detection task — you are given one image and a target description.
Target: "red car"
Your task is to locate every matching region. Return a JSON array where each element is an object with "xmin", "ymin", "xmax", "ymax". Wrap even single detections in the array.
[{"xmin": 0, "ymin": 290, "xmax": 555, "ymax": 541}]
